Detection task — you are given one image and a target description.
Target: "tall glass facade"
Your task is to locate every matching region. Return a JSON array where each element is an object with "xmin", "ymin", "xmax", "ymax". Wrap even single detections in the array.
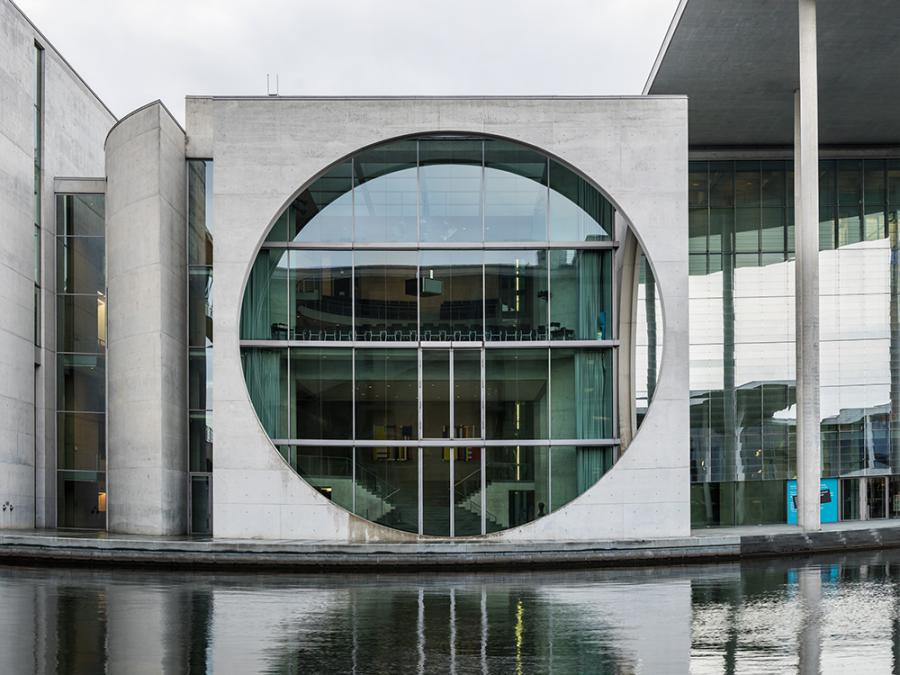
[
  {"xmin": 689, "ymin": 158, "xmax": 900, "ymax": 526},
  {"xmin": 187, "ymin": 160, "xmax": 213, "ymax": 534},
  {"xmin": 241, "ymin": 136, "xmax": 619, "ymax": 536},
  {"xmin": 33, "ymin": 43, "xmax": 43, "ymax": 346},
  {"xmin": 56, "ymin": 194, "xmax": 106, "ymax": 528}
]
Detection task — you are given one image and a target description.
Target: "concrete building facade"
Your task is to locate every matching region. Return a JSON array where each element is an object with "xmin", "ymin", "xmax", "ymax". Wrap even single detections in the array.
[{"xmin": 1, "ymin": 0, "xmax": 897, "ymax": 543}]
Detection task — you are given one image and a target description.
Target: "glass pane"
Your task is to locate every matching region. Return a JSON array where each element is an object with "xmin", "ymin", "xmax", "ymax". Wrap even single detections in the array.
[
  {"xmin": 353, "ymin": 250, "xmax": 417, "ymax": 341},
  {"xmin": 241, "ymin": 347, "xmax": 289, "ymax": 438},
  {"xmin": 837, "ymin": 159, "xmax": 861, "ymax": 206},
  {"xmin": 549, "ymin": 249, "xmax": 612, "ymax": 340},
  {"xmin": 548, "ymin": 159, "xmax": 612, "ymax": 241},
  {"xmin": 454, "ymin": 350, "xmax": 481, "ymax": 439},
  {"xmin": 819, "ymin": 206, "xmax": 835, "ymax": 250},
  {"xmin": 864, "ymin": 160, "xmax": 885, "ymax": 206},
  {"xmin": 291, "ymin": 160, "xmax": 353, "ymax": 243},
  {"xmin": 734, "ymin": 207, "xmax": 759, "ymax": 253},
  {"xmin": 57, "ymin": 354, "xmax": 104, "ymax": 412},
  {"xmin": 485, "ymin": 349, "xmax": 549, "ymax": 440},
  {"xmin": 188, "ymin": 347, "xmax": 213, "ymax": 411},
  {"xmin": 760, "ymin": 162, "xmax": 786, "ymax": 207},
  {"xmin": 57, "ymin": 293, "xmax": 105, "ymax": 353},
  {"xmin": 689, "ymin": 209, "xmax": 708, "ymax": 253},
  {"xmin": 56, "ymin": 236, "xmax": 104, "ymax": 294},
  {"xmin": 734, "ymin": 161, "xmax": 760, "ymax": 207},
  {"xmin": 819, "ymin": 160, "xmax": 836, "ymax": 206},
  {"xmin": 760, "ymin": 208, "xmax": 785, "ymax": 252},
  {"xmin": 57, "ymin": 472, "xmax": 106, "ymax": 529},
  {"xmin": 550, "ymin": 349, "xmax": 613, "ymax": 440},
  {"xmin": 187, "ymin": 161, "xmax": 213, "ymax": 264},
  {"xmin": 57, "ymin": 411, "xmax": 105, "ymax": 471},
  {"xmin": 290, "ymin": 348, "xmax": 353, "ymax": 439},
  {"xmin": 688, "ymin": 162, "xmax": 708, "ymax": 208},
  {"xmin": 240, "ymin": 249, "xmax": 289, "ymax": 339},
  {"xmin": 888, "ymin": 160, "xmax": 900, "ymax": 205},
  {"xmin": 484, "ymin": 446, "xmax": 549, "ymax": 532},
  {"xmin": 58, "ymin": 194, "xmax": 105, "ymax": 237},
  {"xmin": 419, "ymin": 250, "xmax": 483, "ymax": 341},
  {"xmin": 484, "ymin": 250, "xmax": 548, "ymax": 341},
  {"xmin": 354, "ymin": 446, "xmax": 417, "ymax": 533},
  {"xmin": 355, "ymin": 349, "xmax": 418, "ymax": 440},
  {"xmin": 709, "ymin": 209, "xmax": 730, "ymax": 253},
  {"xmin": 189, "ymin": 411, "xmax": 212, "ymax": 472},
  {"xmin": 354, "ymin": 140, "xmax": 417, "ymax": 242},
  {"xmin": 291, "ymin": 446, "xmax": 353, "ymax": 511},
  {"xmin": 188, "ymin": 267, "xmax": 213, "ymax": 347},
  {"xmin": 708, "ymin": 162, "xmax": 734, "ymax": 208},
  {"xmin": 453, "ymin": 447, "xmax": 482, "ymax": 536},
  {"xmin": 484, "ymin": 140, "xmax": 547, "ymax": 241},
  {"xmin": 419, "ymin": 139, "xmax": 482, "ymax": 242},
  {"xmin": 550, "ymin": 445, "xmax": 615, "ymax": 511},
  {"xmin": 289, "ymin": 250, "xmax": 352, "ymax": 341},
  {"xmin": 422, "ymin": 447, "xmax": 450, "ymax": 536},
  {"xmin": 838, "ymin": 206, "xmax": 862, "ymax": 246},
  {"xmin": 422, "ymin": 350, "xmax": 450, "ymax": 439},
  {"xmin": 190, "ymin": 475, "xmax": 211, "ymax": 534}
]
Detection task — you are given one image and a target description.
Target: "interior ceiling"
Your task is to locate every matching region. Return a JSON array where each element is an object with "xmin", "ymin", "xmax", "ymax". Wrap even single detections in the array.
[{"xmin": 646, "ymin": 0, "xmax": 900, "ymax": 147}]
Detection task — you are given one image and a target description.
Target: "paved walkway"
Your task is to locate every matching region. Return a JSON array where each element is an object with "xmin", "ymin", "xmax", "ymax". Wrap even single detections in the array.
[{"xmin": 1, "ymin": 520, "xmax": 899, "ymax": 570}]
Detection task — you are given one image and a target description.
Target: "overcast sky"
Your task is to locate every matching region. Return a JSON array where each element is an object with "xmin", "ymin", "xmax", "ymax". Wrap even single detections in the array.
[{"xmin": 16, "ymin": 0, "xmax": 680, "ymax": 124}]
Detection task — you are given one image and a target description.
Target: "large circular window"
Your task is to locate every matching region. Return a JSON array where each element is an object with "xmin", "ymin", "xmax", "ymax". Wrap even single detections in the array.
[{"xmin": 241, "ymin": 135, "xmax": 621, "ymax": 537}]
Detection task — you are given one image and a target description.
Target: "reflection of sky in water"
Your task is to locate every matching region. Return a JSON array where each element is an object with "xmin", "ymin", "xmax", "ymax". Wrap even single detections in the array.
[
  {"xmin": 3, "ymin": 551, "xmax": 900, "ymax": 673},
  {"xmin": 687, "ymin": 238, "xmax": 893, "ymax": 421}
]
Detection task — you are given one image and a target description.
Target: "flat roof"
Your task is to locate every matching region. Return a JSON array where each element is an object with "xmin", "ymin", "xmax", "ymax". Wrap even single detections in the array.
[{"xmin": 645, "ymin": 0, "xmax": 900, "ymax": 147}]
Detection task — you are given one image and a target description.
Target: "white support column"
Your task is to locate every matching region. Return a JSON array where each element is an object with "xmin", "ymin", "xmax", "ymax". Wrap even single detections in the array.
[{"xmin": 795, "ymin": 0, "xmax": 822, "ymax": 531}]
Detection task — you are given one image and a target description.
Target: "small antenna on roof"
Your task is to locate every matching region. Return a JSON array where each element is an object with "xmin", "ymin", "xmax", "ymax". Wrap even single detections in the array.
[{"xmin": 267, "ymin": 73, "xmax": 279, "ymax": 97}]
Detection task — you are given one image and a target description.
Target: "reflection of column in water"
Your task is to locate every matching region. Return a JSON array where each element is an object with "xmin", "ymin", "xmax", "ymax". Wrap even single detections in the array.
[
  {"xmin": 417, "ymin": 587, "xmax": 426, "ymax": 675},
  {"xmin": 480, "ymin": 585, "xmax": 488, "ymax": 675},
  {"xmin": 798, "ymin": 566, "xmax": 822, "ymax": 675},
  {"xmin": 450, "ymin": 587, "xmax": 457, "ymax": 675}
]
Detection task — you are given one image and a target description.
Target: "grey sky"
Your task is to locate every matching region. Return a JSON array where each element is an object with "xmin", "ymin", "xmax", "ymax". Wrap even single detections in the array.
[{"xmin": 16, "ymin": 0, "xmax": 680, "ymax": 124}]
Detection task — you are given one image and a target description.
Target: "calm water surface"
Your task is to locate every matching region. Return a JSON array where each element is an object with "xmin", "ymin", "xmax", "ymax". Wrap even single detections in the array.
[{"xmin": 2, "ymin": 550, "xmax": 900, "ymax": 673}]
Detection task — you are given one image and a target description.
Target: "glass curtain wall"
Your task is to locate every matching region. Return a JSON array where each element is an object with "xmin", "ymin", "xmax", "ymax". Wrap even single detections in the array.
[
  {"xmin": 56, "ymin": 194, "xmax": 106, "ymax": 528},
  {"xmin": 689, "ymin": 158, "xmax": 900, "ymax": 527},
  {"xmin": 187, "ymin": 160, "xmax": 213, "ymax": 534},
  {"xmin": 34, "ymin": 42, "xmax": 43, "ymax": 346},
  {"xmin": 240, "ymin": 136, "xmax": 619, "ymax": 536}
]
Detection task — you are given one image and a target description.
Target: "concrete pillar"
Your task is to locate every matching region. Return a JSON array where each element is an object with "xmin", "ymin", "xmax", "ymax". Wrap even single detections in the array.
[
  {"xmin": 105, "ymin": 101, "xmax": 187, "ymax": 534},
  {"xmin": 794, "ymin": 0, "xmax": 822, "ymax": 531}
]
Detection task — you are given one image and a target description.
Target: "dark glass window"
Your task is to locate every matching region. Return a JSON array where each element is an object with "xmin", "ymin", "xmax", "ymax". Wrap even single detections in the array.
[
  {"xmin": 290, "ymin": 348, "xmax": 353, "ymax": 439},
  {"xmin": 549, "ymin": 249, "xmax": 612, "ymax": 340},
  {"xmin": 289, "ymin": 250, "xmax": 352, "ymax": 340},
  {"xmin": 485, "ymin": 349, "xmax": 549, "ymax": 440},
  {"xmin": 419, "ymin": 250, "xmax": 483, "ymax": 341},
  {"xmin": 291, "ymin": 161, "xmax": 353, "ymax": 243},
  {"xmin": 484, "ymin": 250, "xmax": 548, "ymax": 341},
  {"xmin": 354, "ymin": 349, "xmax": 418, "ymax": 441},
  {"xmin": 353, "ymin": 250, "xmax": 417, "ymax": 341}
]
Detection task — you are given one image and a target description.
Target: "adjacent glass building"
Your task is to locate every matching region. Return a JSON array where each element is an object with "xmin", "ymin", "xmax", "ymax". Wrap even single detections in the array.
[
  {"xmin": 688, "ymin": 159, "xmax": 900, "ymax": 526},
  {"xmin": 240, "ymin": 135, "xmax": 620, "ymax": 536}
]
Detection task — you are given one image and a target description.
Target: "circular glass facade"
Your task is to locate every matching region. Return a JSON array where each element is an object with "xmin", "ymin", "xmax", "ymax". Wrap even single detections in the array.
[{"xmin": 241, "ymin": 135, "xmax": 620, "ymax": 536}]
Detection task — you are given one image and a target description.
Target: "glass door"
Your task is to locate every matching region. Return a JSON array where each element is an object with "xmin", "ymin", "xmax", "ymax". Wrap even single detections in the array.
[{"xmin": 419, "ymin": 346, "xmax": 484, "ymax": 536}]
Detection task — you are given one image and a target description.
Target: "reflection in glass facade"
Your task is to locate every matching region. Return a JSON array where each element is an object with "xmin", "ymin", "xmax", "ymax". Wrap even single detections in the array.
[
  {"xmin": 187, "ymin": 160, "xmax": 213, "ymax": 533},
  {"xmin": 55, "ymin": 194, "xmax": 106, "ymax": 528},
  {"xmin": 240, "ymin": 136, "xmax": 618, "ymax": 536},
  {"xmin": 689, "ymin": 158, "xmax": 900, "ymax": 526}
]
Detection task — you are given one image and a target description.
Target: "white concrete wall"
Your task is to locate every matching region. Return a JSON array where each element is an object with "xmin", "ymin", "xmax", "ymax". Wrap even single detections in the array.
[
  {"xmin": 0, "ymin": 0, "xmax": 114, "ymax": 528},
  {"xmin": 106, "ymin": 102, "xmax": 188, "ymax": 534},
  {"xmin": 188, "ymin": 96, "xmax": 689, "ymax": 541}
]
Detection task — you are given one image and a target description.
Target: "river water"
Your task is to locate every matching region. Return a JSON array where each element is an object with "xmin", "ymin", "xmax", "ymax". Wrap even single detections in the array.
[{"xmin": 1, "ymin": 550, "xmax": 899, "ymax": 673}]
